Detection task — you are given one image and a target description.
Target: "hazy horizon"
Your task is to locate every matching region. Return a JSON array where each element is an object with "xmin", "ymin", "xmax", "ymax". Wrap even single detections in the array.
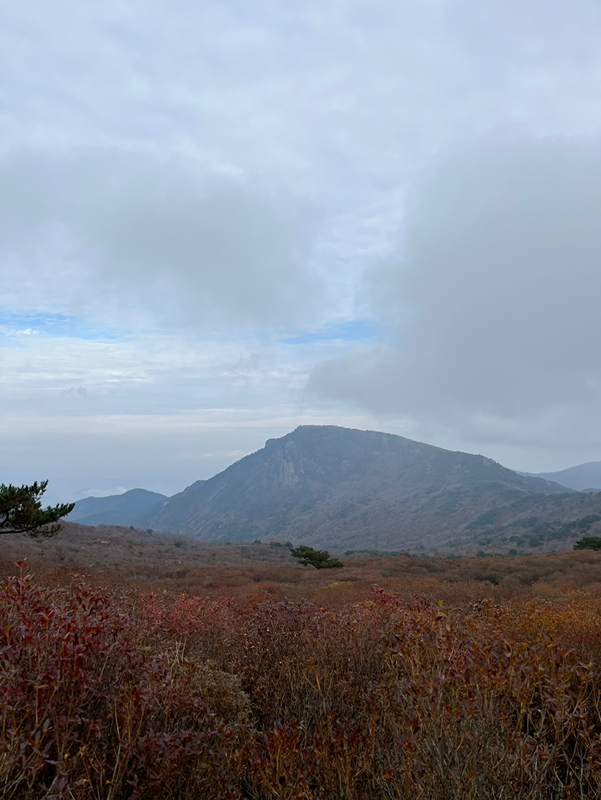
[{"xmin": 3, "ymin": 2, "xmax": 601, "ymax": 504}]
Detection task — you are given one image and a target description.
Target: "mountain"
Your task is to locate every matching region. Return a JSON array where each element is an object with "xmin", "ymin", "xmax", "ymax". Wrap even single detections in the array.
[
  {"xmin": 527, "ymin": 462, "xmax": 601, "ymax": 492},
  {"xmin": 135, "ymin": 425, "xmax": 577, "ymax": 552},
  {"xmin": 67, "ymin": 488, "xmax": 168, "ymax": 527},
  {"xmin": 454, "ymin": 491, "xmax": 601, "ymax": 554}
]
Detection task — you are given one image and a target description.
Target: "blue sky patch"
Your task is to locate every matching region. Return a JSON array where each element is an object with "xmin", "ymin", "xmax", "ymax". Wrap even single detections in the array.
[
  {"xmin": 0, "ymin": 311, "xmax": 121, "ymax": 342},
  {"xmin": 282, "ymin": 318, "xmax": 380, "ymax": 346}
]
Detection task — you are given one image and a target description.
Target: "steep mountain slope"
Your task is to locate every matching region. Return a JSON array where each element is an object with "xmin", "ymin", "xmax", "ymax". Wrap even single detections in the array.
[
  {"xmin": 527, "ymin": 462, "xmax": 601, "ymax": 492},
  {"xmin": 136, "ymin": 426, "xmax": 572, "ymax": 551},
  {"xmin": 448, "ymin": 491, "xmax": 601, "ymax": 554},
  {"xmin": 67, "ymin": 488, "xmax": 168, "ymax": 527}
]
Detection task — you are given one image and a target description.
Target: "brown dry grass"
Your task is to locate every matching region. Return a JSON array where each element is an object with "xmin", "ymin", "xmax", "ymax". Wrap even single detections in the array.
[{"xmin": 4, "ymin": 531, "xmax": 601, "ymax": 606}]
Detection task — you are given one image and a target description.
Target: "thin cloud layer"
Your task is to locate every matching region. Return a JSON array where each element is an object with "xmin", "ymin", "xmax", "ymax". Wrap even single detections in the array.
[{"xmin": 310, "ymin": 136, "xmax": 601, "ymax": 453}]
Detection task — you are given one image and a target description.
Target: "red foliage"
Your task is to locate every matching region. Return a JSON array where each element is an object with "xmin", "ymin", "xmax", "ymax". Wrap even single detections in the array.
[
  {"xmin": 4, "ymin": 567, "xmax": 601, "ymax": 797},
  {"xmin": 0, "ymin": 570, "xmax": 244, "ymax": 799}
]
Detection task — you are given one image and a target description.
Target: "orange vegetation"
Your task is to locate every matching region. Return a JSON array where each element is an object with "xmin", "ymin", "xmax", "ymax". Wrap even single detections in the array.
[{"xmin": 4, "ymin": 552, "xmax": 601, "ymax": 798}]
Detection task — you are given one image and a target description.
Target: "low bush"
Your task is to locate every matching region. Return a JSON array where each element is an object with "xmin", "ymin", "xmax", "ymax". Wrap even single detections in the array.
[
  {"xmin": 5, "ymin": 565, "xmax": 601, "ymax": 797},
  {"xmin": 0, "ymin": 570, "xmax": 246, "ymax": 799}
]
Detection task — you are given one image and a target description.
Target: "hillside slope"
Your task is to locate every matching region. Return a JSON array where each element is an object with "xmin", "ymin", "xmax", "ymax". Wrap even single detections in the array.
[
  {"xmin": 136, "ymin": 426, "xmax": 572, "ymax": 551},
  {"xmin": 528, "ymin": 462, "xmax": 601, "ymax": 492},
  {"xmin": 67, "ymin": 488, "xmax": 168, "ymax": 527}
]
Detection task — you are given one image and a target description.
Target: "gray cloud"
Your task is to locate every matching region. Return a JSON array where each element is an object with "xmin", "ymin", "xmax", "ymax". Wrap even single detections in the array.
[
  {"xmin": 3, "ymin": 1, "xmax": 601, "ymax": 496},
  {"xmin": 0, "ymin": 148, "xmax": 321, "ymax": 330},
  {"xmin": 310, "ymin": 136, "xmax": 601, "ymax": 449}
]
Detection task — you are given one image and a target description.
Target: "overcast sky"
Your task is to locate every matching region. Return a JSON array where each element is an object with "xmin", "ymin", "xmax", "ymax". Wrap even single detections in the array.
[{"xmin": 2, "ymin": 1, "xmax": 601, "ymax": 503}]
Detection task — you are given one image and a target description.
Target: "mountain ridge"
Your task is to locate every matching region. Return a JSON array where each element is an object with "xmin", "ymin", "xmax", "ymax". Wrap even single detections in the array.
[
  {"xmin": 67, "ymin": 488, "xmax": 167, "ymax": 527},
  {"xmin": 526, "ymin": 461, "xmax": 601, "ymax": 492},
  {"xmin": 135, "ymin": 425, "xmax": 577, "ymax": 552}
]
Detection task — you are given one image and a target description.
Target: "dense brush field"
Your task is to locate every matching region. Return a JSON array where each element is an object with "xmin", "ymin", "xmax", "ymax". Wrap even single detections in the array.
[{"xmin": 4, "ymin": 552, "xmax": 601, "ymax": 798}]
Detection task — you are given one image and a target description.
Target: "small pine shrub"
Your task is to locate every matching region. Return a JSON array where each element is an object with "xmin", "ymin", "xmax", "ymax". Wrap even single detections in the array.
[{"xmin": 290, "ymin": 545, "xmax": 344, "ymax": 569}]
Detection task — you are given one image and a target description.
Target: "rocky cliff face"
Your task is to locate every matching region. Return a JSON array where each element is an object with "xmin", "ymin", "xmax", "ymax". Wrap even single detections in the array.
[{"xmin": 136, "ymin": 425, "xmax": 574, "ymax": 552}]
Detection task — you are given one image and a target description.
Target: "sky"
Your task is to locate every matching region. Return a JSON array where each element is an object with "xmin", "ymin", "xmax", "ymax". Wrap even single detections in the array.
[{"xmin": 2, "ymin": 1, "xmax": 601, "ymax": 503}]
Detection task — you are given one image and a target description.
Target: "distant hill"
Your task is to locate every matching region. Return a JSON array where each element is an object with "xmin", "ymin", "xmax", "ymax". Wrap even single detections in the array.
[
  {"xmin": 67, "ymin": 488, "xmax": 168, "ymax": 527},
  {"xmin": 136, "ymin": 425, "xmax": 579, "ymax": 553},
  {"xmin": 527, "ymin": 462, "xmax": 601, "ymax": 492}
]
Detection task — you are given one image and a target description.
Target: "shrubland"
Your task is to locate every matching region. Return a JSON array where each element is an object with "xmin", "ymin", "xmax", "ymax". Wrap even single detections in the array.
[{"xmin": 5, "ymin": 545, "xmax": 601, "ymax": 797}]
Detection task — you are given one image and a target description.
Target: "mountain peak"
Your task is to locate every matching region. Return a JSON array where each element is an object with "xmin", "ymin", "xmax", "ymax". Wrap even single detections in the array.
[{"xmin": 136, "ymin": 426, "xmax": 571, "ymax": 551}]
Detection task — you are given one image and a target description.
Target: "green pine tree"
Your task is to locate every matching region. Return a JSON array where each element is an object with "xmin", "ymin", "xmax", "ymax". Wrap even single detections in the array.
[
  {"xmin": 573, "ymin": 536, "xmax": 601, "ymax": 551},
  {"xmin": 289, "ymin": 545, "xmax": 344, "ymax": 569},
  {"xmin": 0, "ymin": 481, "xmax": 75, "ymax": 538}
]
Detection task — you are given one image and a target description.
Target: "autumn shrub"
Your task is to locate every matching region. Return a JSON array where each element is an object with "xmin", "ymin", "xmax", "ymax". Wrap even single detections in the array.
[
  {"xmin": 6, "ymin": 567, "xmax": 601, "ymax": 798},
  {"xmin": 0, "ymin": 569, "xmax": 247, "ymax": 799}
]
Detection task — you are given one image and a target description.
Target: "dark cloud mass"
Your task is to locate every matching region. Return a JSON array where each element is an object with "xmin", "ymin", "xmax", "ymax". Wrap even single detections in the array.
[{"xmin": 310, "ymin": 137, "xmax": 601, "ymax": 447}]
